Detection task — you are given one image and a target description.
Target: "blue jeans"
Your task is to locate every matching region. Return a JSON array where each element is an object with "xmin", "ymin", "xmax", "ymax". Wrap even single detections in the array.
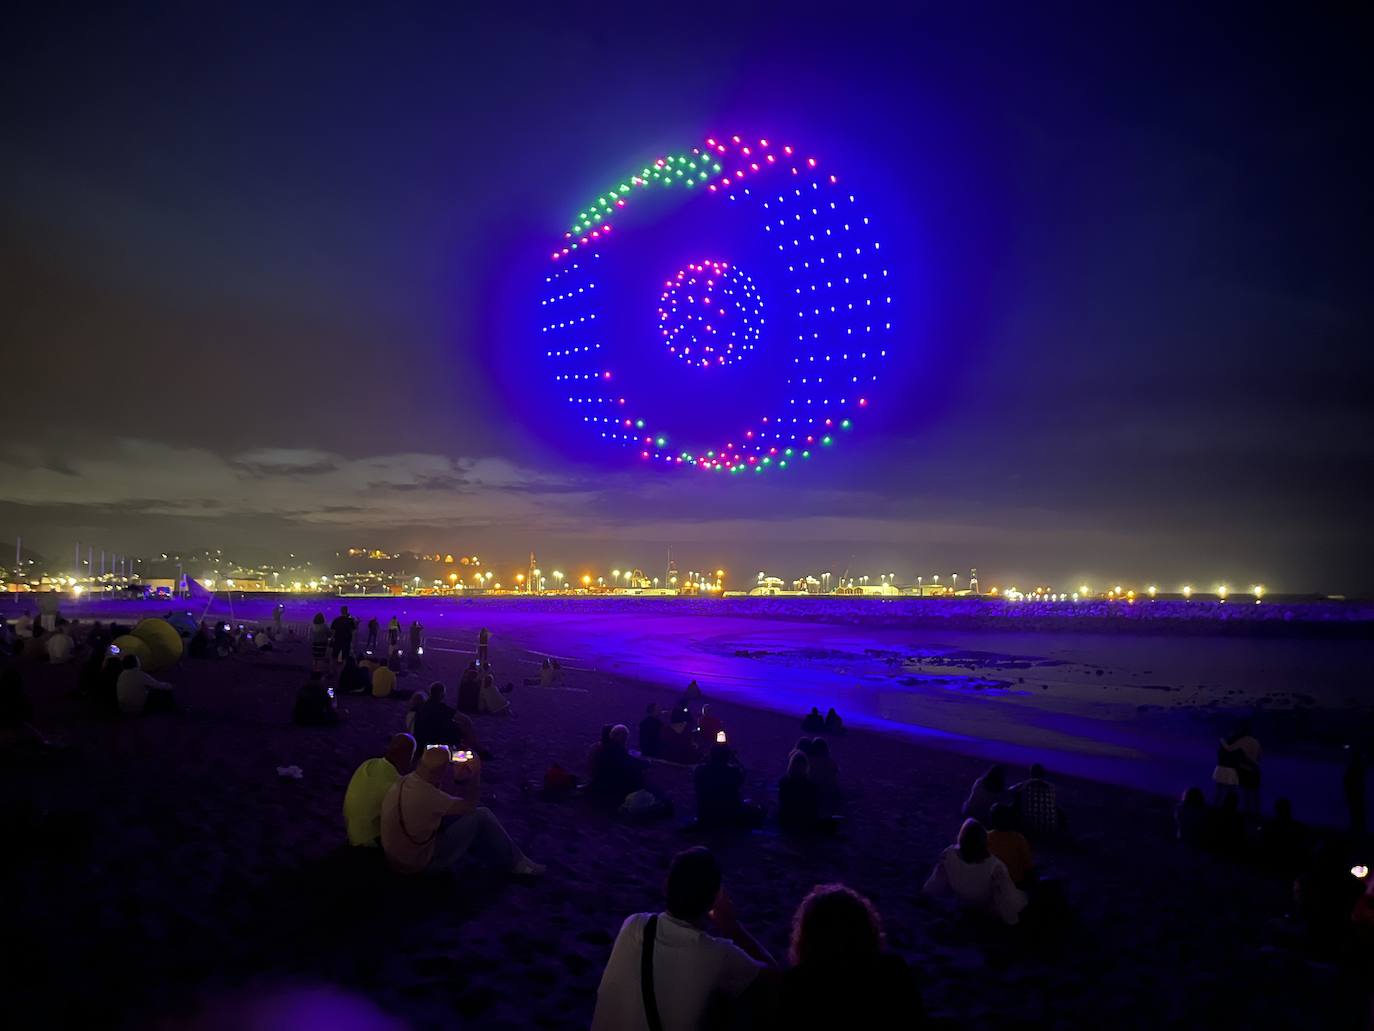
[{"xmin": 426, "ymin": 807, "xmax": 515, "ymax": 871}]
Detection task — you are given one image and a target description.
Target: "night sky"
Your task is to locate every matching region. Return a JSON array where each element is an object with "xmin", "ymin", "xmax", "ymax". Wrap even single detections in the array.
[{"xmin": 3, "ymin": 6, "xmax": 1371, "ymax": 592}]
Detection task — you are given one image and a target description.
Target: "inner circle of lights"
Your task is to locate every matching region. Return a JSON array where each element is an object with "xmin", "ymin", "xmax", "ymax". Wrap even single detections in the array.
[
  {"xmin": 658, "ymin": 259, "xmax": 762, "ymax": 368},
  {"xmin": 540, "ymin": 134, "xmax": 892, "ymax": 474}
]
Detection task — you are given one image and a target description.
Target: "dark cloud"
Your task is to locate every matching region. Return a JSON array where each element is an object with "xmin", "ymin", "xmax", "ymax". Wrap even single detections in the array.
[{"xmin": 1, "ymin": 6, "xmax": 1370, "ymax": 591}]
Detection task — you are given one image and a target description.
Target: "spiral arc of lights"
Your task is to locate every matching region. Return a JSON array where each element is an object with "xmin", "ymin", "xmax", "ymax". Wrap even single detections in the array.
[{"xmin": 539, "ymin": 135, "xmax": 892, "ymax": 474}]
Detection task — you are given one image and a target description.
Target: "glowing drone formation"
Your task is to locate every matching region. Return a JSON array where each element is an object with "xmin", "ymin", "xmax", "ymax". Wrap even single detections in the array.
[
  {"xmin": 540, "ymin": 134, "xmax": 892, "ymax": 474},
  {"xmin": 658, "ymin": 260, "xmax": 762, "ymax": 369}
]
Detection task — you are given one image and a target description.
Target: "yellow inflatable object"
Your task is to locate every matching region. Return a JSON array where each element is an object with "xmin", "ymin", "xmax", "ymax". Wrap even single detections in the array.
[
  {"xmin": 110, "ymin": 634, "xmax": 152, "ymax": 667},
  {"xmin": 371, "ymin": 666, "xmax": 396, "ymax": 698},
  {"xmin": 132, "ymin": 618, "xmax": 184, "ymax": 671}
]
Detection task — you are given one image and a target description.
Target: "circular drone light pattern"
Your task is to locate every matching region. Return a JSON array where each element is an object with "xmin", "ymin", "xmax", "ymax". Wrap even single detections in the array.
[
  {"xmin": 658, "ymin": 259, "xmax": 763, "ymax": 368},
  {"xmin": 541, "ymin": 135, "xmax": 892, "ymax": 475}
]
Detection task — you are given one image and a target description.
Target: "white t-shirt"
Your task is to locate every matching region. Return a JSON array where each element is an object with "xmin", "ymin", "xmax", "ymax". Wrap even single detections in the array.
[
  {"xmin": 379, "ymin": 774, "xmax": 454, "ymax": 873},
  {"xmin": 922, "ymin": 847, "xmax": 1027, "ymax": 925},
  {"xmin": 15, "ymin": 615, "xmax": 34, "ymax": 638},
  {"xmin": 46, "ymin": 632, "xmax": 75, "ymax": 663},
  {"xmin": 591, "ymin": 912, "xmax": 760, "ymax": 1031}
]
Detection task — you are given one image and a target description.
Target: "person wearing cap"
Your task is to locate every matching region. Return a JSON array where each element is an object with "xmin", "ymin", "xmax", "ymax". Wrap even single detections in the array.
[
  {"xmin": 344, "ymin": 734, "xmax": 417, "ymax": 846},
  {"xmin": 379, "ymin": 744, "xmax": 542, "ymax": 877}
]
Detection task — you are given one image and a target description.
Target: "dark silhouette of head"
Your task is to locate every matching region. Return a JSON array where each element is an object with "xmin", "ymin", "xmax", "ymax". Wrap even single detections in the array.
[
  {"xmin": 1029, "ymin": 763, "xmax": 1047, "ymax": 780},
  {"xmin": 957, "ymin": 818, "xmax": 990, "ymax": 863},
  {"xmin": 789, "ymin": 883, "xmax": 884, "ymax": 967},
  {"xmin": 1181, "ymin": 787, "xmax": 1205, "ymax": 807},
  {"xmin": 982, "ymin": 764, "xmax": 1006, "ymax": 791},
  {"xmin": 1274, "ymin": 797, "xmax": 1293, "ymax": 820},
  {"xmin": 988, "ymin": 803, "xmax": 1016, "ymax": 832},
  {"xmin": 665, "ymin": 847, "xmax": 721, "ymax": 923},
  {"xmin": 428, "ymin": 682, "xmax": 445, "ymax": 702}
]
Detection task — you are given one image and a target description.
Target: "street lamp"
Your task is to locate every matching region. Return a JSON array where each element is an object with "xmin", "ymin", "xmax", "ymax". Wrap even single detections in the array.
[
  {"xmin": 1182, "ymin": 585, "xmax": 1193, "ymax": 600},
  {"xmin": 1217, "ymin": 584, "xmax": 1228, "ymax": 602},
  {"xmin": 1253, "ymin": 584, "xmax": 1264, "ymax": 603}
]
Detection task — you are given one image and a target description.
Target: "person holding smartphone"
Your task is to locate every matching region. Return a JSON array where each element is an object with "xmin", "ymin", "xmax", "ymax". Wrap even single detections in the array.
[{"xmin": 380, "ymin": 745, "xmax": 542, "ymax": 877}]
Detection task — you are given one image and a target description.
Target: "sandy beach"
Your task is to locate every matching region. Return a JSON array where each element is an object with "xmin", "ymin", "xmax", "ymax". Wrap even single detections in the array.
[{"xmin": 4, "ymin": 599, "xmax": 1370, "ymax": 1028}]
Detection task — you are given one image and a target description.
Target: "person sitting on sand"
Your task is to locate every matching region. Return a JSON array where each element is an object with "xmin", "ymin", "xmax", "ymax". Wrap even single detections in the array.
[
  {"xmin": 477, "ymin": 672, "xmax": 511, "ymax": 715},
  {"xmin": 986, "ymin": 803, "xmax": 1034, "ymax": 887},
  {"xmin": 661, "ymin": 713, "xmax": 701, "ymax": 765},
  {"xmin": 456, "ymin": 661, "xmax": 481, "ymax": 713},
  {"xmin": 922, "ymin": 818, "xmax": 1028, "ymax": 926},
  {"xmin": 308, "ymin": 613, "xmax": 329, "ymax": 672},
  {"xmin": 1010, "ymin": 763, "xmax": 1064, "ymax": 836},
  {"xmin": 823, "ymin": 707, "xmax": 845, "ymax": 735},
  {"xmin": 116, "ymin": 654, "xmax": 176, "ymax": 715},
  {"xmin": 97, "ymin": 655, "xmax": 123, "ymax": 712},
  {"xmin": 189, "ymin": 623, "xmax": 214, "ymax": 660},
  {"xmin": 380, "ymin": 744, "xmax": 543, "ymax": 877},
  {"xmin": 293, "ymin": 672, "xmax": 340, "ymax": 726},
  {"xmin": 412, "ymin": 682, "xmax": 482, "ymax": 754},
  {"xmin": 0, "ymin": 667, "xmax": 57, "ymax": 754},
  {"xmin": 801, "ymin": 706, "xmax": 826, "ymax": 733},
  {"xmin": 1259, "ymin": 797, "xmax": 1309, "ymax": 877},
  {"xmin": 696, "ymin": 703, "xmax": 724, "ymax": 748},
  {"xmin": 805, "ymin": 737, "xmax": 839, "ymax": 809},
  {"xmin": 962, "ymin": 765, "xmax": 1011, "ymax": 824},
  {"xmin": 638, "ymin": 702, "xmax": 665, "ymax": 758},
  {"xmin": 344, "ymin": 733, "xmax": 417, "ymax": 847},
  {"xmin": 1175, "ymin": 787, "xmax": 1209, "ymax": 849},
  {"xmin": 588, "ymin": 724, "xmax": 650, "ymax": 804},
  {"xmin": 23, "ymin": 627, "xmax": 49, "ymax": 661},
  {"xmin": 46, "ymin": 622, "xmax": 75, "ymax": 664},
  {"xmin": 778, "ymin": 883, "xmax": 922, "ymax": 1028},
  {"xmin": 1213, "ymin": 724, "xmax": 1262, "ymax": 813},
  {"xmin": 693, "ymin": 742, "xmax": 763, "ymax": 829},
  {"xmin": 778, "ymin": 752, "xmax": 836, "ymax": 835},
  {"xmin": 1210, "ymin": 792, "xmax": 1246, "ymax": 857},
  {"xmin": 214, "ymin": 622, "xmax": 235, "ymax": 658},
  {"xmin": 591, "ymin": 846, "xmax": 775, "ymax": 1030},
  {"xmin": 338, "ymin": 653, "xmax": 371, "ymax": 695},
  {"xmin": 1293, "ymin": 840, "xmax": 1365, "ymax": 950}
]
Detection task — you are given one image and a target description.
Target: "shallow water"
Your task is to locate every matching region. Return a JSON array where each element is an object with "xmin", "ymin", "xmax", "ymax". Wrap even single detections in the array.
[{"xmin": 23, "ymin": 594, "xmax": 1373, "ymax": 824}]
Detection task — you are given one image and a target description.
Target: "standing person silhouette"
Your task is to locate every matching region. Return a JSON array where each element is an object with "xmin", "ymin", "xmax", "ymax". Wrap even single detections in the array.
[{"xmin": 477, "ymin": 626, "xmax": 490, "ymax": 664}]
